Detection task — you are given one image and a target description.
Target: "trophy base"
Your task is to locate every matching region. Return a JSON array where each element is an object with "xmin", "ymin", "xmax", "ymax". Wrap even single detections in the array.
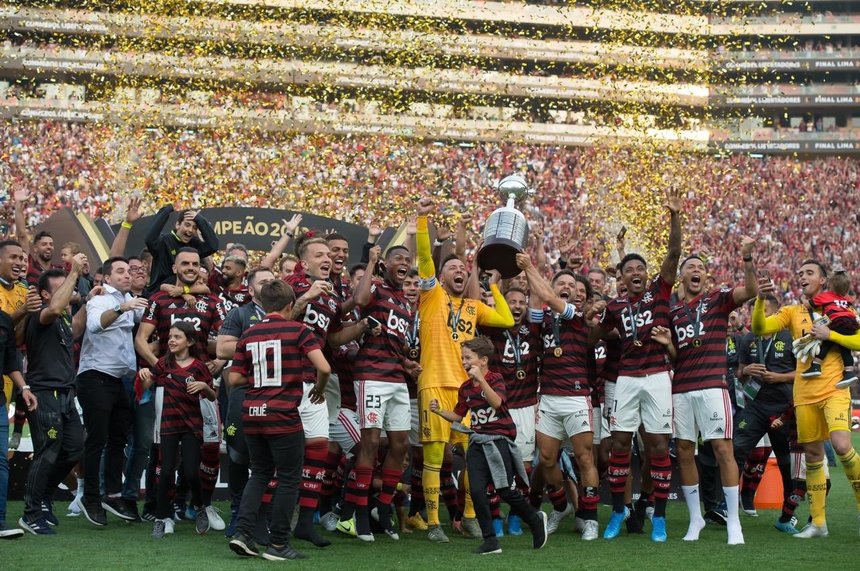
[{"xmin": 477, "ymin": 242, "xmax": 524, "ymax": 280}]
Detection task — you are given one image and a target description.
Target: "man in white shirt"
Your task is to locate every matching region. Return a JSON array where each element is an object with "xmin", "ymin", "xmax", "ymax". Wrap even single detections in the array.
[{"xmin": 76, "ymin": 257, "xmax": 148, "ymax": 527}]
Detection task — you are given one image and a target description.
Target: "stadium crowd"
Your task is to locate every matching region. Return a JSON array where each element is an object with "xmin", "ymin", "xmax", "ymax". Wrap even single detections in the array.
[{"xmin": 2, "ymin": 121, "xmax": 858, "ymax": 299}]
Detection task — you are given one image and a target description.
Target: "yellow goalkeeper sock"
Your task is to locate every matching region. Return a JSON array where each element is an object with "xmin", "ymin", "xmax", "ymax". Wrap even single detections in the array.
[
  {"xmin": 806, "ymin": 460, "xmax": 827, "ymax": 526},
  {"xmin": 838, "ymin": 448, "xmax": 860, "ymax": 510},
  {"xmin": 423, "ymin": 441, "xmax": 445, "ymax": 526}
]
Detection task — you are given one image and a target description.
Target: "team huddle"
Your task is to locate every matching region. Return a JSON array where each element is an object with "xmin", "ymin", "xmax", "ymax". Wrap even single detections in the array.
[{"xmin": 1, "ymin": 189, "xmax": 859, "ymax": 560}]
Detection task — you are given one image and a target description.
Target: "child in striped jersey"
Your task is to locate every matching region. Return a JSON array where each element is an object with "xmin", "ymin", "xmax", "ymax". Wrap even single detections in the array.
[
  {"xmin": 139, "ymin": 321, "xmax": 215, "ymax": 539},
  {"xmin": 430, "ymin": 337, "xmax": 547, "ymax": 555}
]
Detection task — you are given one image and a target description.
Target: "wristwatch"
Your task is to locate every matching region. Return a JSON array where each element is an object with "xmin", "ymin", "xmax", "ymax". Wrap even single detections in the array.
[{"xmin": 114, "ymin": 304, "xmax": 124, "ymax": 314}]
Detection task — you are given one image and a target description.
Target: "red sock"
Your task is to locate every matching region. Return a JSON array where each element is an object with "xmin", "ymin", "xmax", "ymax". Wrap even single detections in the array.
[
  {"xmin": 547, "ymin": 487, "xmax": 568, "ymax": 512},
  {"xmin": 199, "ymin": 442, "xmax": 220, "ymax": 505},
  {"xmin": 378, "ymin": 468, "xmax": 402, "ymax": 506},
  {"xmin": 608, "ymin": 450, "xmax": 631, "ymax": 512},
  {"xmin": 650, "ymin": 453, "xmax": 672, "ymax": 517},
  {"xmin": 299, "ymin": 441, "xmax": 329, "ymax": 510}
]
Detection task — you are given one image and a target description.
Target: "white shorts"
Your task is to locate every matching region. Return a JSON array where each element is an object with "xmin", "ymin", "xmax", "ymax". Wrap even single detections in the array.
[
  {"xmin": 409, "ymin": 399, "xmax": 422, "ymax": 448},
  {"xmin": 355, "ymin": 380, "xmax": 411, "ymax": 432},
  {"xmin": 791, "ymin": 450, "xmax": 831, "ymax": 480},
  {"xmin": 591, "ymin": 404, "xmax": 611, "ymax": 444},
  {"xmin": 536, "ymin": 394, "xmax": 593, "ymax": 441},
  {"xmin": 510, "ymin": 405, "xmax": 537, "ymax": 460},
  {"xmin": 325, "ymin": 372, "xmax": 342, "ymax": 423},
  {"xmin": 329, "ymin": 408, "xmax": 361, "ymax": 456},
  {"xmin": 299, "ymin": 382, "xmax": 330, "ymax": 439},
  {"xmin": 610, "ymin": 372, "xmax": 673, "ymax": 434},
  {"xmin": 672, "ymin": 388, "xmax": 734, "ymax": 442}
]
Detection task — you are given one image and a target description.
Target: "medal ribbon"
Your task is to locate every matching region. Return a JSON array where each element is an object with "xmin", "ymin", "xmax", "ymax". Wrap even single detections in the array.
[
  {"xmin": 448, "ymin": 297, "xmax": 466, "ymax": 339},
  {"xmin": 625, "ymin": 300, "xmax": 643, "ymax": 346},
  {"xmin": 552, "ymin": 314, "xmax": 562, "ymax": 350},
  {"xmin": 680, "ymin": 296, "xmax": 706, "ymax": 346},
  {"xmin": 504, "ymin": 330, "xmax": 523, "ymax": 369}
]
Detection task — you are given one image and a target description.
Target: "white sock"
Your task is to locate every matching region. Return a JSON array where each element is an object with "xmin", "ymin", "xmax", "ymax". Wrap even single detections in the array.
[
  {"xmin": 682, "ymin": 485, "xmax": 706, "ymax": 541},
  {"xmin": 75, "ymin": 478, "xmax": 85, "ymax": 499},
  {"xmin": 723, "ymin": 485, "xmax": 745, "ymax": 545}
]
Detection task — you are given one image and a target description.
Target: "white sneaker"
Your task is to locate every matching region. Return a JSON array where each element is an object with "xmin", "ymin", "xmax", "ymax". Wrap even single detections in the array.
[
  {"xmin": 546, "ymin": 503, "xmax": 573, "ymax": 534},
  {"xmin": 164, "ymin": 518, "xmax": 175, "ymax": 535},
  {"xmin": 581, "ymin": 520, "xmax": 599, "ymax": 541},
  {"xmin": 205, "ymin": 505, "xmax": 225, "ymax": 531},
  {"xmin": 67, "ymin": 496, "xmax": 83, "ymax": 517},
  {"xmin": 794, "ymin": 523, "xmax": 828, "ymax": 539}
]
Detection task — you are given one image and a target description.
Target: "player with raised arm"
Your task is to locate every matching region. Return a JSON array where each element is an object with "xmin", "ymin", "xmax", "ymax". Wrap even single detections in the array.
[
  {"xmin": 414, "ymin": 196, "xmax": 515, "ymax": 543},
  {"xmin": 599, "ymin": 188, "xmax": 683, "ymax": 543},
  {"xmin": 517, "ymin": 253, "xmax": 604, "ymax": 541},
  {"xmin": 656, "ymin": 236, "xmax": 757, "ymax": 545},
  {"xmin": 343, "ymin": 243, "xmax": 415, "ymax": 541}
]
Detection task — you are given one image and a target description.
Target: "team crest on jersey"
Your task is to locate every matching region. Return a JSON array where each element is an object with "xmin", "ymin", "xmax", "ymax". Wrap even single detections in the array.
[
  {"xmin": 328, "ymin": 298, "xmax": 338, "ymax": 312},
  {"xmin": 774, "ymin": 340, "xmax": 786, "ymax": 352},
  {"xmin": 519, "ymin": 325, "xmax": 530, "ymax": 335},
  {"xmin": 720, "ymin": 286, "xmax": 732, "ymax": 294},
  {"xmin": 642, "ymin": 291, "xmax": 653, "ymax": 304},
  {"xmin": 195, "ymin": 300, "xmax": 209, "ymax": 313},
  {"xmin": 466, "ymin": 305, "xmax": 476, "ymax": 316},
  {"xmin": 185, "ymin": 376, "xmax": 195, "ymax": 384},
  {"xmin": 234, "ymin": 293, "xmax": 246, "ymax": 303}
]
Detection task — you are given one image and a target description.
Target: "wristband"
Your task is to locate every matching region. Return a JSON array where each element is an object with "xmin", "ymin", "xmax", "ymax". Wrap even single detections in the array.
[
  {"xmin": 286, "ymin": 232, "xmax": 294, "ymax": 238},
  {"xmin": 22, "ymin": 385, "xmax": 31, "ymax": 391},
  {"xmin": 433, "ymin": 239, "xmax": 445, "ymax": 247},
  {"xmin": 742, "ymin": 256, "xmax": 753, "ymax": 262},
  {"xmin": 121, "ymin": 221, "xmax": 133, "ymax": 230},
  {"xmin": 183, "ymin": 284, "xmax": 191, "ymax": 294}
]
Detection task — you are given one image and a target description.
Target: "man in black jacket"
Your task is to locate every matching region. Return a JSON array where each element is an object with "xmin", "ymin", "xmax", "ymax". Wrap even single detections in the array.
[{"xmin": 144, "ymin": 205, "xmax": 219, "ymax": 294}]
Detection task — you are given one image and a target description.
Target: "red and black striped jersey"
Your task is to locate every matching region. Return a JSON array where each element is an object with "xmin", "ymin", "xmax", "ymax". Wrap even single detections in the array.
[
  {"xmin": 600, "ymin": 275, "xmax": 673, "ymax": 377},
  {"xmin": 482, "ymin": 321, "xmax": 541, "ymax": 408},
  {"xmin": 453, "ymin": 371, "xmax": 516, "ymax": 439},
  {"xmin": 152, "ymin": 357, "xmax": 213, "ymax": 437},
  {"xmin": 230, "ymin": 314, "xmax": 321, "ymax": 436},
  {"xmin": 285, "ymin": 274, "xmax": 344, "ymax": 342},
  {"xmin": 354, "ymin": 280, "xmax": 411, "ymax": 383},
  {"xmin": 590, "ymin": 337, "xmax": 622, "ymax": 404},
  {"xmin": 670, "ymin": 287, "xmax": 740, "ymax": 394},
  {"xmin": 142, "ymin": 292, "xmax": 226, "ymax": 357},
  {"xmin": 536, "ymin": 308, "xmax": 591, "ymax": 397},
  {"xmin": 208, "ymin": 267, "xmax": 251, "ymax": 314},
  {"xmin": 26, "ymin": 259, "xmax": 61, "ymax": 287}
]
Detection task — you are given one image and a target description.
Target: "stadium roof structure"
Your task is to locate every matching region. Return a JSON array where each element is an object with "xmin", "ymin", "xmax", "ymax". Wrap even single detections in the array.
[{"xmin": 1, "ymin": 0, "xmax": 858, "ymax": 154}]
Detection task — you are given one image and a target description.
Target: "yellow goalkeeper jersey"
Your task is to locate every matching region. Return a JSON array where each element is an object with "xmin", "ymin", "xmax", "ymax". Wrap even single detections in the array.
[
  {"xmin": 752, "ymin": 300, "xmax": 860, "ymax": 406},
  {"xmin": 416, "ymin": 216, "xmax": 514, "ymax": 390}
]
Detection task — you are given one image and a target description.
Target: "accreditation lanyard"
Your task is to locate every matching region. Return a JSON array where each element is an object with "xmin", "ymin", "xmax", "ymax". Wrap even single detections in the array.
[{"xmin": 756, "ymin": 336, "xmax": 776, "ymax": 366}]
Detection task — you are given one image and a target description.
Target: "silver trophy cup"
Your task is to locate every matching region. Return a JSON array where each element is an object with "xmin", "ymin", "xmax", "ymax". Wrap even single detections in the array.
[{"xmin": 477, "ymin": 175, "xmax": 532, "ymax": 279}]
